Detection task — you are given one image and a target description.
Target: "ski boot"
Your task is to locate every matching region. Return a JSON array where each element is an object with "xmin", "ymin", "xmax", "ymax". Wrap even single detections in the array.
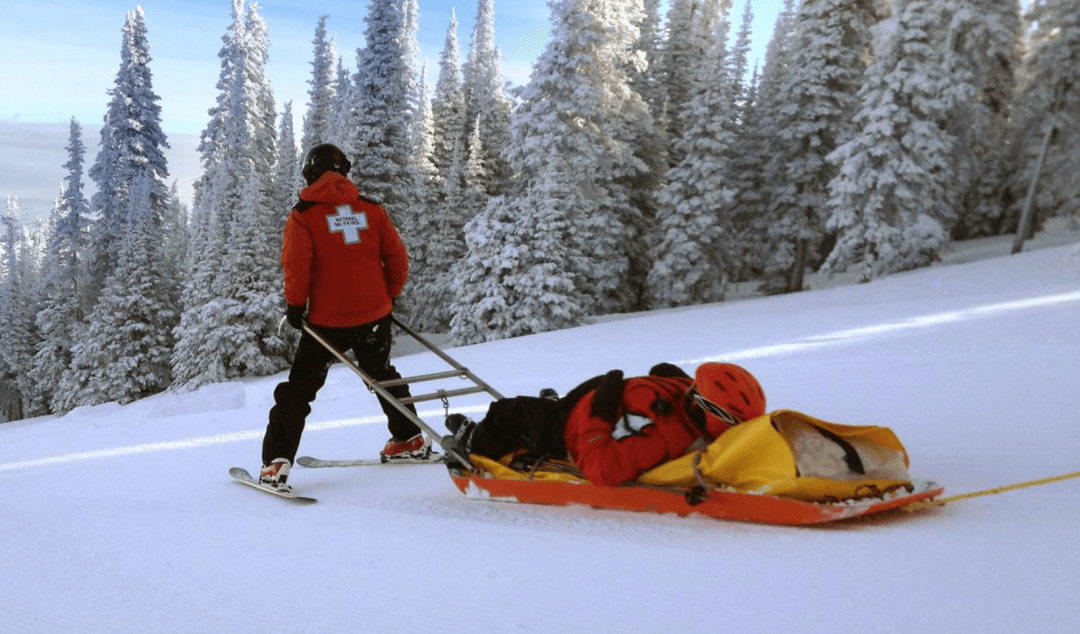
[
  {"xmin": 380, "ymin": 434, "xmax": 432, "ymax": 462},
  {"xmin": 259, "ymin": 458, "xmax": 291, "ymax": 491}
]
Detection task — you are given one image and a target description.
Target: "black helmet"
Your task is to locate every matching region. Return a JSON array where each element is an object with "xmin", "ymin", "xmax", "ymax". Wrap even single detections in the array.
[{"xmin": 302, "ymin": 143, "xmax": 351, "ymax": 185}]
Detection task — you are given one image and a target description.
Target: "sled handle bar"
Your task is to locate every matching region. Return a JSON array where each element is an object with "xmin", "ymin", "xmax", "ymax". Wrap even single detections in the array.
[
  {"xmin": 390, "ymin": 316, "xmax": 505, "ymax": 400},
  {"xmin": 301, "ymin": 321, "xmax": 476, "ymax": 471}
]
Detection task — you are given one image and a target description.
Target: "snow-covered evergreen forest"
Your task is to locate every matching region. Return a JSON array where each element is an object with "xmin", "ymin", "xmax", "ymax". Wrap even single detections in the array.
[{"xmin": 1, "ymin": 0, "xmax": 1077, "ymax": 422}]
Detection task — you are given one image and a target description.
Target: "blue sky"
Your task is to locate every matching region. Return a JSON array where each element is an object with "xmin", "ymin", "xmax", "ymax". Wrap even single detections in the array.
[{"xmin": 0, "ymin": 0, "xmax": 781, "ymax": 136}]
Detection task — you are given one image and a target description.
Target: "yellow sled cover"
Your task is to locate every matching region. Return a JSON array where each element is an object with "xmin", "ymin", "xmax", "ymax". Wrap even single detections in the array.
[
  {"xmin": 467, "ymin": 410, "xmax": 913, "ymax": 502},
  {"xmin": 637, "ymin": 410, "xmax": 912, "ymax": 501}
]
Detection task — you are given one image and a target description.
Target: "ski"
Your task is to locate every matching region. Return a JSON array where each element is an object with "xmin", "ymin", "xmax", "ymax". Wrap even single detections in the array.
[
  {"xmin": 229, "ymin": 467, "xmax": 317, "ymax": 503},
  {"xmin": 296, "ymin": 454, "xmax": 445, "ymax": 468}
]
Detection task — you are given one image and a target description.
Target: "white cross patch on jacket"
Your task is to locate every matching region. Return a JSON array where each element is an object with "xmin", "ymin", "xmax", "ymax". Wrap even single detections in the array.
[
  {"xmin": 612, "ymin": 412, "xmax": 654, "ymax": 440},
  {"xmin": 327, "ymin": 204, "xmax": 369, "ymax": 244}
]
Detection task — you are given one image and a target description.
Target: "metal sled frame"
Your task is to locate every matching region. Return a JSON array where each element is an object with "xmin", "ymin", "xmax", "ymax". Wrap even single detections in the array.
[{"xmin": 301, "ymin": 316, "xmax": 503, "ymax": 471}]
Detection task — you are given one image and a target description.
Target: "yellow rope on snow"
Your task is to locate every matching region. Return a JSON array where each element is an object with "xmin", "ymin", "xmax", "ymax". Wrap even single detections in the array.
[{"xmin": 907, "ymin": 470, "xmax": 1080, "ymax": 511}]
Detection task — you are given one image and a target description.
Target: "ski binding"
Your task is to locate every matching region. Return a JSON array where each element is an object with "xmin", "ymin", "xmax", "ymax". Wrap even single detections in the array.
[{"xmin": 229, "ymin": 467, "xmax": 317, "ymax": 503}]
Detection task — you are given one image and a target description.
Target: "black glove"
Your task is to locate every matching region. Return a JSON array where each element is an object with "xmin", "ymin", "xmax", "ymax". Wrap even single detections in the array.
[
  {"xmin": 589, "ymin": 370, "xmax": 625, "ymax": 423},
  {"xmin": 285, "ymin": 304, "xmax": 306, "ymax": 329},
  {"xmin": 648, "ymin": 362, "xmax": 690, "ymax": 379}
]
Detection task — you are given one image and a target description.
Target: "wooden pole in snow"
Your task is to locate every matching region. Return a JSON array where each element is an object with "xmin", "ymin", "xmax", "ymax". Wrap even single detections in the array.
[{"xmin": 1012, "ymin": 120, "xmax": 1056, "ymax": 255}]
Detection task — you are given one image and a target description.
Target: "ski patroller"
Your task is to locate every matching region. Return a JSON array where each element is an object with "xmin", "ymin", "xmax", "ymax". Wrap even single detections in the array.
[{"xmin": 228, "ymin": 316, "xmax": 490, "ymax": 499}]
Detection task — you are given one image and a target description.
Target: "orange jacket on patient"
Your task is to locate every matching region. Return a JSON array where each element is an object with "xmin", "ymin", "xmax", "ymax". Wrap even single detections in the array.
[
  {"xmin": 563, "ymin": 376, "xmax": 697, "ymax": 486},
  {"xmin": 562, "ymin": 365, "xmax": 767, "ymax": 487}
]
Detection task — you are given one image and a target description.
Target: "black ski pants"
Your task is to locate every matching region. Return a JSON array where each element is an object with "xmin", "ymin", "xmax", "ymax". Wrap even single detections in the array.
[{"xmin": 261, "ymin": 315, "xmax": 420, "ymax": 465}]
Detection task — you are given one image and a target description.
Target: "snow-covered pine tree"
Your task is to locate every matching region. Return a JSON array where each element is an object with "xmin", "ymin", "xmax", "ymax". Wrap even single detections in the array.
[
  {"xmin": 648, "ymin": 4, "xmax": 737, "ymax": 308},
  {"xmin": 726, "ymin": 66, "xmax": 773, "ymax": 281},
  {"xmin": 656, "ymin": 0, "xmax": 698, "ymax": 153},
  {"xmin": 629, "ymin": 0, "xmax": 671, "ymax": 202},
  {"xmin": 760, "ymin": 0, "xmax": 878, "ymax": 294},
  {"xmin": 246, "ymin": 6, "xmax": 279, "ymax": 177},
  {"xmin": 448, "ymin": 157, "xmax": 583, "ymax": 345},
  {"xmin": 455, "ymin": 123, "xmax": 492, "ymax": 233},
  {"xmin": 161, "ymin": 181, "xmax": 189, "ymax": 308},
  {"xmin": 504, "ymin": 0, "xmax": 651, "ymax": 317},
  {"xmin": 721, "ymin": 3, "xmax": 771, "ymax": 281},
  {"xmin": 691, "ymin": 0, "xmax": 729, "ymax": 64},
  {"xmin": 27, "ymin": 119, "xmax": 91, "ymax": 416},
  {"xmin": 410, "ymin": 119, "xmax": 487, "ymax": 333},
  {"xmin": 398, "ymin": 61, "xmax": 440, "ymax": 329},
  {"xmin": 656, "ymin": 0, "xmax": 726, "ymax": 168},
  {"xmin": 943, "ymin": 0, "xmax": 1023, "ymax": 240},
  {"xmin": 214, "ymin": 0, "xmax": 285, "ymax": 377},
  {"xmin": 633, "ymin": 0, "xmax": 666, "ymax": 118},
  {"xmin": 755, "ymin": 0, "xmax": 798, "ymax": 120},
  {"xmin": 408, "ymin": 60, "xmax": 437, "ymax": 224},
  {"xmin": 301, "ymin": 15, "xmax": 337, "ymax": 153},
  {"xmin": 376, "ymin": 3, "xmax": 426, "ymax": 328},
  {"xmin": 402, "ymin": 0, "xmax": 422, "ymax": 120},
  {"xmin": 171, "ymin": 0, "xmax": 287, "ymax": 391},
  {"xmin": 446, "ymin": 195, "xmax": 515, "ymax": 345},
  {"xmin": 327, "ymin": 55, "xmax": 355, "ymax": 152},
  {"xmin": 84, "ymin": 6, "xmax": 170, "ymax": 310},
  {"xmin": 1009, "ymin": 0, "xmax": 1080, "ymax": 233},
  {"xmin": 0, "ymin": 197, "xmax": 37, "ymax": 421},
  {"xmin": 737, "ymin": 0, "xmax": 796, "ymax": 280},
  {"xmin": 726, "ymin": 0, "xmax": 753, "ymax": 118},
  {"xmin": 57, "ymin": 172, "xmax": 178, "ymax": 409},
  {"xmin": 274, "ymin": 101, "xmax": 302, "ymax": 214},
  {"xmin": 271, "ymin": 104, "xmax": 299, "ymax": 360},
  {"xmin": 170, "ymin": 207, "xmax": 227, "ymax": 388},
  {"xmin": 406, "ymin": 11, "xmax": 467, "ymax": 330},
  {"xmin": 461, "ymin": 0, "xmax": 513, "ymax": 196},
  {"xmin": 431, "ymin": 11, "xmax": 466, "ymax": 192},
  {"xmin": 348, "ymin": 0, "xmax": 417, "ymax": 215},
  {"xmin": 823, "ymin": 0, "xmax": 957, "ymax": 281},
  {"xmin": 55, "ymin": 7, "xmax": 175, "ymax": 410},
  {"xmin": 618, "ymin": 2, "xmax": 670, "ymax": 312}
]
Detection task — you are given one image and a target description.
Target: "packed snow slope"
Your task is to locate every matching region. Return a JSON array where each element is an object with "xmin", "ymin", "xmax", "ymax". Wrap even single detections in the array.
[{"xmin": 2, "ymin": 230, "xmax": 1079, "ymax": 634}]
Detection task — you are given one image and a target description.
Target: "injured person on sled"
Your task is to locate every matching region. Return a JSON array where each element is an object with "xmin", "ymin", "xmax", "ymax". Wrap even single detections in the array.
[
  {"xmin": 442, "ymin": 360, "xmax": 917, "ymax": 504},
  {"xmin": 441, "ymin": 361, "xmax": 767, "ymax": 487}
]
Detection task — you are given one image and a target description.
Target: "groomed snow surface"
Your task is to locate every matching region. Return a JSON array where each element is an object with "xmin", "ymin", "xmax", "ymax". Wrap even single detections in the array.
[{"xmin": 3, "ymin": 227, "xmax": 1079, "ymax": 634}]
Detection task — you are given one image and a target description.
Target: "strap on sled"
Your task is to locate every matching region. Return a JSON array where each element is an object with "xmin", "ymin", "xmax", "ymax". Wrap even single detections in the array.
[{"xmin": 299, "ymin": 317, "xmax": 504, "ymax": 472}]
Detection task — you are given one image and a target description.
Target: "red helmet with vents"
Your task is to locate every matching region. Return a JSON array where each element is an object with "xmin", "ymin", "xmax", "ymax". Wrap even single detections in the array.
[{"xmin": 691, "ymin": 362, "xmax": 766, "ymax": 435}]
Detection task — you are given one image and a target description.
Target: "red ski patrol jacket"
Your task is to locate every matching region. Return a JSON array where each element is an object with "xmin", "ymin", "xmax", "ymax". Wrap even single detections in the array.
[
  {"xmin": 281, "ymin": 171, "xmax": 409, "ymax": 328},
  {"xmin": 563, "ymin": 375, "xmax": 711, "ymax": 487}
]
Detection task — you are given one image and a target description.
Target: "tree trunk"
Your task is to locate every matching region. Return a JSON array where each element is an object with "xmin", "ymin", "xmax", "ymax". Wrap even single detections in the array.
[
  {"xmin": 789, "ymin": 237, "xmax": 807, "ymax": 292},
  {"xmin": 1012, "ymin": 121, "xmax": 1055, "ymax": 255}
]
